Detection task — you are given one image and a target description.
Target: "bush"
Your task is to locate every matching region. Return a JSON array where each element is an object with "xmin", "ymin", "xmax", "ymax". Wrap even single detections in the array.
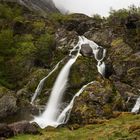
[
  {"xmin": 0, "ymin": 29, "xmax": 15, "ymax": 56},
  {"xmin": 108, "ymin": 5, "xmax": 140, "ymax": 25},
  {"xmin": 0, "ymin": 3, "xmax": 22, "ymax": 21},
  {"xmin": 48, "ymin": 13, "xmax": 72, "ymax": 24},
  {"xmin": 34, "ymin": 33, "xmax": 56, "ymax": 67}
]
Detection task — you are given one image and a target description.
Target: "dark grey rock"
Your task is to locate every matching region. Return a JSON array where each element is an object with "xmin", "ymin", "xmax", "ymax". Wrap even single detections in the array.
[
  {"xmin": 80, "ymin": 44, "xmax": 93, "ymax": 57},
  {"xmin": 0, "ymin": 95, "xmax": 17, "ymax": 119},
  {"xmin": 0, "ymin": 124, "xmax": 14, "ymax": 138},
  {"xmin": 8, "ymin": 120, "xmax": 39, "ymax": 135}
]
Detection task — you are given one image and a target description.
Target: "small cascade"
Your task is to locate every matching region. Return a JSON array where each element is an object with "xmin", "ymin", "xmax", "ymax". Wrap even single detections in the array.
[
  {"xmin": 80, "ymin": 36, "xmax": 106, "ymax": 76},
  {"xmin": 31, "ymin": 36, "xmax": 83, "ymax": 128},
  {"xmin": 97, "ymin": 61, "xmax": 106, "ymax": 76},
  {"xmin": 31, "ymin": 59, "xmax": 63, "ymax": 105},
  {"xmin": 57, "ymin": 81, "xmax": 94, "ymax": 124},
  {"xmin": 31, "ymin": 36, "xmax": 107, "ymax": 128},
  {"xmin": 131, "ymin": 89, "xmax": 140, "ymax": 113},
  {"xmin": 131, "ymin": 97, "xmax": 140, "ymax": 113}
]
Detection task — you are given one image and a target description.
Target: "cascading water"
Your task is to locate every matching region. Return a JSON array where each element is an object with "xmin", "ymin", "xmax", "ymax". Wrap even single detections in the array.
[
  {"xmin": 131, "ymin": 97, "xmax": 140, "ymax": 113},
  {"xmin": 131, "ymin": 90, "xmax": 140, "ymax": 113},
  {"xmin": 31, "ymin": 36, "xmax": 106, "ymax": 128},
  {"xmin": 80, "ymin": 36, "xmax": 106, "ymax": 77},
  {"xmin": 57, "ymin": 81, "xmax": 94, "ymax": 124},
  {"xmin": 31, "ymin": 59, "xmax": 63, "ymax": 105},
  {"xmin": 31, "ymin": 36, "xmax": 83, "ymax": 128}
]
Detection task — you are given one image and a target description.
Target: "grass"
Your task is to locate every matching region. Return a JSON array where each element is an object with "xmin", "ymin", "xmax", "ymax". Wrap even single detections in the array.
[{"xmin": 8, "ymin": 113, "xmax": 140, "ymax": 140}]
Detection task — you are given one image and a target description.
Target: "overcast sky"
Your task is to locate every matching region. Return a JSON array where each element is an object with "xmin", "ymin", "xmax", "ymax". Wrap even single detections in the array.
[{"xmin": 53, "ymin": 0, "xmax": 140, "ymax": 17}]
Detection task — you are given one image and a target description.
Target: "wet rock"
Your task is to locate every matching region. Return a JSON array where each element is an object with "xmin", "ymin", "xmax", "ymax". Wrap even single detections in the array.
[
  {"xmin": 0, "ymin": 124, "xmax": 14, "ymax": 138},
  {"xmin": 8, "ymin": 120, "xmax": 39, "ymax": 135},
  {"xmin": 104, "ymin": 63, "xmax": 114, "ymax": 78},
  {"xmin": 80, "ymin": 44, "xmax": 93, "ymax": 57}
]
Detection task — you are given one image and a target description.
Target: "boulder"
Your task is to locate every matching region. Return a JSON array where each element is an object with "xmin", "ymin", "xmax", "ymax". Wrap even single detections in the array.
[
  {"xmin": 69, "ymin": 79, "xmax": 124, "ymax": 124},
  {"xmin": 8, "ymin": 120, "xmax": 39, "ymax": 135},
  {"xmin": 0, "ymin": 124, "xmax": 14, "ymax": 138},
  {"xmin": 104, "ymin": 62, "xmax": 114, "ymax": 78},
  {"xmin": 0, "ymin": 94, "xmax": 17, "ymax": 120},
  {"xmin": 80, "ymin": 44, "xmax": 93, "ymax": 57}
]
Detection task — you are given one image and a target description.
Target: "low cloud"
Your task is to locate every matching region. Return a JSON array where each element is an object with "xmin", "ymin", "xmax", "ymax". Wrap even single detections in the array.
[{"xmin": 53, "ymin": 0, "xmax": 140, "ymax": 16}]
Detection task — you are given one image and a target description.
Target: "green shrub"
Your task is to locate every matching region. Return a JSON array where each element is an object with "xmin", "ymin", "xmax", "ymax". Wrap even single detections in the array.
[
  {"xmin": 0, "ymin": 3, "xmax": 22, "ymax": 21},
  {"xmin": 35, "ymin": 33, "xmax": 56, "ymax": 67},
  {"xmin": 49, "ymin": 13, "xmax": 72, "ymax": 23},
  {"xmin": 108, "ymin": 5, "xmax": 140, "ymax": 25},
  {"xmin": 0, "ymin": 29, "xmax": 15, "ymax": 56}
]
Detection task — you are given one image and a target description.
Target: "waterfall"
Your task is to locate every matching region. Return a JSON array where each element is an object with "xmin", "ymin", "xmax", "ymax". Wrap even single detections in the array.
[
  {"xmin": 31, "ymin": 36, "xmax": 83, "ymax": 128},
  {"xmin": 57, "ymin": 81, "xmax": 94, "ymax": 124},
  {"xmin": 80, "ymin": 36, "xmax": 106, "ymax": 76},
  {"xmin": 31, "ymin": 59, "xmax": 63, "ymax": 105},
  {"xmin": 31, "ymin": 36, "xmax": 106, "ymax": 128},
  {"xmin": 131, "ymin": 89, "xmax": 140, "ymax": 113},
  {"xmin": 131, "ymin": 97, "xmax": 140, "ymax": 113}
]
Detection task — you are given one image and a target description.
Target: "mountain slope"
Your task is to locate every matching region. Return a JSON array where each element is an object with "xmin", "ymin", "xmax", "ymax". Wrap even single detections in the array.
[{"xmin": 1, "ymin": 0, "xmax": 59, "ymax": 14}]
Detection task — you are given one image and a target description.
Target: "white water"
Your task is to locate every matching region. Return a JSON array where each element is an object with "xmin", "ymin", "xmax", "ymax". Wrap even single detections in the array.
[
  {"xmin": 131, "ymin": 97, "xmax": 140, "ymax": 113},
  {"xmin": 31, "ymin": 60, "xmax": 63, "ymax": 105},
  {"xmin": 31, "ymin": 37, "xmax": 83, "ymax": 128},
  {"xmin": 57, "ymin": 81, "xmax": 94, "ymax": 124},
  {"xmin": 131, "ymin": 89, "xmax": 140, "ymax": 113},
  {"xmin": 31, "ymin": 36, "xmax": 106, "ymax": 128},
  {"xmin": 80, "ymin": 36, "xmax": 106, "ymax": 76}
]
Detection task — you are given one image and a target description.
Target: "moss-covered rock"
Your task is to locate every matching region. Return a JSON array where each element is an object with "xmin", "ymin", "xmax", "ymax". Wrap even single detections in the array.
[
  {"xmin": 110, "ymin": 38, "xmax": 133, "ymax": 61},
  {"xmin": 69, "ymin": 79, "xmax": 124, "ymax": 124}
]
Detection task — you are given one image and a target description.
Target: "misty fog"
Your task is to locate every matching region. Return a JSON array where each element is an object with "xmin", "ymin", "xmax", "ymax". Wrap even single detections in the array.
[{"xmin": 53, "ymin": 0, "xmax": 140, "ymax": 17}]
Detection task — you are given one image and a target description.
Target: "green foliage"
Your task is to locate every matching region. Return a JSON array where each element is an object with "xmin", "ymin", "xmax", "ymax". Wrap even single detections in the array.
[
  {"xmin": 0, "ymin": 3, "xmax": 22, "ymax": 21},
  {"xmin": 0, "ymin": 2, "xmax": 57, "ymax": 89},
  {"xmin": 32, "ymin": 20, "xmax": 46, "ymax": 33},
  {"xmin": 0, "ymin": 4, "xmax": 14, "ymax": 20},
  {"xmin": 109, "ymin": 8, "xmax": 129, "ymax": 20},
  {"xmin": 0, "ymin": 29, "xmax": 15, "ymax": 56},
  {"xmin": 16, "ymin": 41, "xmax": 36, "ymax": 63},
  {"xmin": 35, "ymin": 33, "xmax": 55, "ymax": 67},
  {"xmin": 108, "ymin": 5, "xmax": 140, "ymax": 25},
  {"xmin": 33, "ymin": 21, "xmax": 45, "ymax": 30},
  {"xmin": 92, "ymin": 14, "xmax": 102, "ymax": 21},
  {"xmin": 0, "ymin": 29, "xmax": 16, "ymax": 88},
  {"xmin": 49, "ymin": 13, "xmax": 72, "ymax": 23}
]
